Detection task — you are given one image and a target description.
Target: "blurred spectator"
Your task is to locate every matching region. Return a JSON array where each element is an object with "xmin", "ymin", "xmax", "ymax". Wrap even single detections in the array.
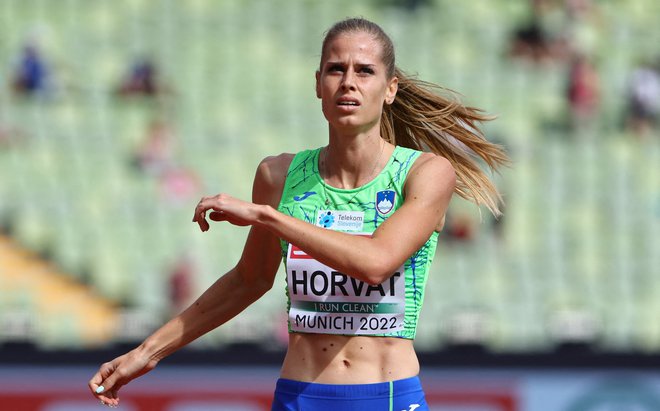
[
  {"xmin": 11, "ymin": 43, "xmax": 50, "ymax": 96},
  {"xmin": 509, "ymin": 0, "xmax": 607, "ymax": 66},
  {"xmin": 116, "ymin": 57, "xmax": 163, "ymax": 97},
  {"xmin": 168, "ymin": 253, "xmax": 196, "ymax": 316},
  {"xmin": 509, "ymin": 0, "xmax": 570, "ymax": 64},
  {"xmin": 625, "ymin": 61, "xmax": 660, "ymax": 138},
  {"xmin": 131, "ymin": 119, "xmax": 176, "ymax": 176},
  {"xmin": 0, "ymin": 122, "xmax": 26, "ymax": 148},
  {"xmin": 130, "ymin": 118, "xmax": 202, "ymax": 206},
  {"xmin": 566, "ymin": 54, "xmax": 600, "ymax": 132},
  {"xmin": 562, "ymin": 0, "xmax": 602, "ymax": 56},
  {"xmin": 509, "ymin": 16, "xmax": 552, "ymax": 63},
  {"xmin": 564, "ymin": 0, "xmax": 593, "ymax": 19},
  {"xmin": 158, "ymin": 166, "xmax": 203, "ymax": 207},
  {"xmin": 0, "ymin": 123, "xmax": 9, "ymax": 147},
  {"xmin": 444, "ymin": 212, "xmax": 477, "ymax": 243}
]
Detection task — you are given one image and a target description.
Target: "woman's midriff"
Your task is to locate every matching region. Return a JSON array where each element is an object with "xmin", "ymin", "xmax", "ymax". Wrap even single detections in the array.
[{"xmin": 279, "ymin": 333, "xmax": 419, "ymax": 384}]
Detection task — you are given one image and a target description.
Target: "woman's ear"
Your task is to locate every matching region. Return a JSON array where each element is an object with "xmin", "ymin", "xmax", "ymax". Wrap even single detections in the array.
[{"xmin": 385, "ymin": 76, "xmax": 398, "ymax": 105}]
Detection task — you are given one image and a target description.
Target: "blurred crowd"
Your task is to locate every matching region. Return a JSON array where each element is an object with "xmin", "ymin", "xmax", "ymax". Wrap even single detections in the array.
[
  {"xmin": 3, "ymin": 33, "xmax": 203, "ymax": 315},
  {"xmin": 508, "ymin": 0, "xmax": 659, "ymax": 138},
  {"xmin": 442, "ymin": 0, "xmax": 660, "ymax": 244},
  {"xmin": 1, "ymin": 0, "xmax": 658, "ymax": 320}
]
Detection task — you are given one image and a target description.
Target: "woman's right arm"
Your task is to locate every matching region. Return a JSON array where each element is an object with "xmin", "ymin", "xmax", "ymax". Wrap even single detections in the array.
[{"xmin": 88, "ymin": 154, "xmax": 292, "ymax": 407}]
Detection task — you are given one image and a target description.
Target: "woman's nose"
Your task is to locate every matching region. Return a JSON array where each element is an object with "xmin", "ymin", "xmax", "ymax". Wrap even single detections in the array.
[{"xmin": 341, "ymin": 69, "xmax": 357, "ymax": 90}]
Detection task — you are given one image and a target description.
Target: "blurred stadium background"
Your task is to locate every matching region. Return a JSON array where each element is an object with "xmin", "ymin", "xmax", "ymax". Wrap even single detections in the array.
[{"xmin": 1, "ymin": 0, "xmax": 659, "ymax": 410}]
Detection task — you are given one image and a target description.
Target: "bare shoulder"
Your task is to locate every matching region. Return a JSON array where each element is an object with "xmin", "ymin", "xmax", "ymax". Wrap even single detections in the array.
[
  {"xmin": 256, "ymin": 153, "xmax": 295, "ymax": 186},
  {"xmin": 253, "ymin": 153, "xmax": 295, "ymax": 206},
  {"xmin": 406, "ymin": 152, "xmax": 456, "ymax": 193},
  {"xmin": 404, "ymin": 153, "xmax": 455, "ymax": 232}
]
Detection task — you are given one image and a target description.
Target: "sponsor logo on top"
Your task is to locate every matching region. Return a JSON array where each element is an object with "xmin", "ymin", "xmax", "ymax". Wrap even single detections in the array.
[{"xmin": 317, "ymin": 210, "xmax": 364, "ymax": 231}]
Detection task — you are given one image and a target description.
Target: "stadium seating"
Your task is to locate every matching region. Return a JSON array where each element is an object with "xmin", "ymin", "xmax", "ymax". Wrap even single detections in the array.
[{"xmin": 0, "ymin": 0, "xmax": 658, "ymax": 352}]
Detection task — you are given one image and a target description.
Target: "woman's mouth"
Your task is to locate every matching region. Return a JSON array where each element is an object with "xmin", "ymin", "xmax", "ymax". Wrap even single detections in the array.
[{"xmin": 336, "ymin": 97, "xmax": 360, "ymax": 110}]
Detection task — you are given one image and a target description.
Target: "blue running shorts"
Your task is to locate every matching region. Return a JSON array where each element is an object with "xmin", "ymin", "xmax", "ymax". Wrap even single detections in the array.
[{"xmin": 271, "ymin": 376, "xmax": 429, "ymax": 411}]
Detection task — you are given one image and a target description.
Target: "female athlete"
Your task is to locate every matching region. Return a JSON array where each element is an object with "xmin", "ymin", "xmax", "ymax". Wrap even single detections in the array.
[{"xmin": 89, "ymin": 17, "xmax": 508, "ymax": 410}]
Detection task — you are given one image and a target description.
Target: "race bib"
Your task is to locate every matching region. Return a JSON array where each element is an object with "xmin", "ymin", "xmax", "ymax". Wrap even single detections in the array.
[{"xmin": 286, "ymin": 240, "xmax": 405, "ymax": 335}]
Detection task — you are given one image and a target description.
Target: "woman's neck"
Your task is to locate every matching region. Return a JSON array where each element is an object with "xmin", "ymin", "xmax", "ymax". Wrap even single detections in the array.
[{"xmin": 322, "ymin": 128, "xmax": 392, "ymax": 189}]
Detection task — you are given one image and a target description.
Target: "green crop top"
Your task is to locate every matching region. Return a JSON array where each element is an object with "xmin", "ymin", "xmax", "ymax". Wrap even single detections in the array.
[{"xmin": 277, "ymin": 145, "xmax": 439, "ymax": 339}]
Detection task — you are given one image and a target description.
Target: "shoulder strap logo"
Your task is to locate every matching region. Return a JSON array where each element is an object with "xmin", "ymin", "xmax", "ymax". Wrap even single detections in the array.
[{"xmin": 294, "ymin": 191, "xmax": 316, "ymax": 201}]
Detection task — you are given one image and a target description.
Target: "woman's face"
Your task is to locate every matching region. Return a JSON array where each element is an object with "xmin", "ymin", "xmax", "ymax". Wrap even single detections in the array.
[{"xmin": 316, "ymin": 31, "xmax": 398, "ymax": 134}]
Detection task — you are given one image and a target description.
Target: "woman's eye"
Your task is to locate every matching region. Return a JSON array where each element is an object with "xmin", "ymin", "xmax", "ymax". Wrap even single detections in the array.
[
  {"xmin": 359, "ymin": 67, "xmax": 374, "ymax": 75},
  {"xmin": 328, "ymin": 65, "xmax": 343, "ymax": 72}
]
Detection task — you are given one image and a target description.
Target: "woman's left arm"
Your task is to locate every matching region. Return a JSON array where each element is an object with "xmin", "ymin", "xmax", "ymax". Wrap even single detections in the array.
[{"xmin": 194, "ymin": 153, "xmax": 455, "ymax": 285}]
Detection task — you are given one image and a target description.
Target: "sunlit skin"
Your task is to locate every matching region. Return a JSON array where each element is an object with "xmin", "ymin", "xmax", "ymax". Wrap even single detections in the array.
[
  {"xmin": 88, "ymin": 29, "xmax": 456, "ymax": 408},
  {"xmin": 316, "ymin": 32, "xmax": 398, "ymax": 138},
  {"xmin": 315, "ymin": 32, "xmax": 399, "ymax": 189}
]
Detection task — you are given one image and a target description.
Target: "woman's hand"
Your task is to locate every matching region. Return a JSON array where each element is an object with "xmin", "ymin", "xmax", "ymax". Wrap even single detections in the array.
[
  {"xmin": 88, "ymin": 348, "xmax": 158, "ymax": 407},
  {"xmin": 192, "ymin": 193, "xmax": 265, "ymax": 231}
]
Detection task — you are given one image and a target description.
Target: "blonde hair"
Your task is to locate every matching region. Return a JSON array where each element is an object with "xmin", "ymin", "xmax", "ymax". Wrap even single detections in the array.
[{"xmin": 322, "ymin": 18, "xmax": 510, "ymax": 217}]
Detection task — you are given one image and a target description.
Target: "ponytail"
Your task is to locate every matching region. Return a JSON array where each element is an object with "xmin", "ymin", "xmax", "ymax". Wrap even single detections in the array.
[
  {"xmin": 322, "ymin": 17, "xmax": 509, "ymax": 217},
  {"xmin": 382, "ymin": 68, "xmax": 509, "ymax": 217}
]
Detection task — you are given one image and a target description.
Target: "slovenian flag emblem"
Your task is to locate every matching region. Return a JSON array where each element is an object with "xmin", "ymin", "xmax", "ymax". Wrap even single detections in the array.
[{"xmin": 376, "ymin": 190, "xmax": 395, "ymax": 215}]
